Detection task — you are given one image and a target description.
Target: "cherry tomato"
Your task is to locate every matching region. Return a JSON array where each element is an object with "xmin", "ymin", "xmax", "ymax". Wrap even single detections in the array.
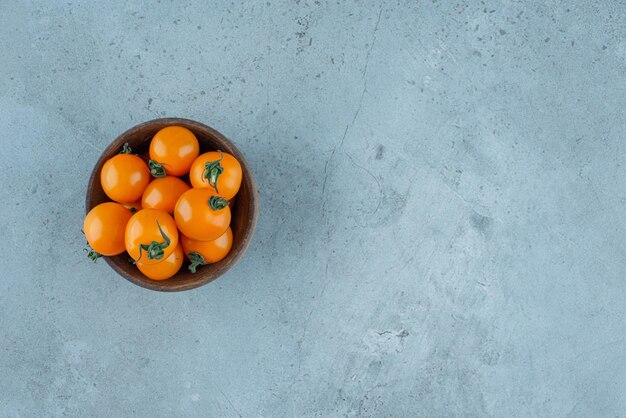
[
  {"xmin": 84, "ymin": 202, "xmax": 133, "ymax": 256},
  {"xmin": 149, "ymin": 126, "xmax": 200, "ymax": 177},
  {"xmin": 141, "ymin": 176, "xmax": 190, "ymax": 213},
  {"xmin": 136, "ymin": 243, "xmax": 184, "ymax": 280},
  {"xmin": 189, "ymin": 151, "xmax": 242, "ymax": 200},
  {"xmin": 101, "ymin": 154, "xmax": 150, "ymax": 203},
  {"xmin": 174, "ymin": 188, "xmax": 231, "ymax": 241},
  {"xmin": 181, "ymin": 227, "xmax": 233, "ymax": 272},
  {"xmin": 125, "ymin": 209, "xmax": 179, "ymax": 265}
]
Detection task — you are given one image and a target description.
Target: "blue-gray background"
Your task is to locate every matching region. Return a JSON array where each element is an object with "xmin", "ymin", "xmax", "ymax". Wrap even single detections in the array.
[{"xmin": 1, "ymin": 1, "xmax": 625, "ymax": 416}]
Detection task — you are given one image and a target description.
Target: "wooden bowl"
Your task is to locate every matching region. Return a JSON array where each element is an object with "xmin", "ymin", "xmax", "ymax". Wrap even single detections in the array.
[{"xmin": 85, "ymin": 118, "xmax": 258, "ymax": 291}]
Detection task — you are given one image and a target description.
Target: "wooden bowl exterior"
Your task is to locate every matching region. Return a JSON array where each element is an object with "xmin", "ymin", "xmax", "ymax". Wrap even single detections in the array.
[{"xmin": 85, "ymin": 118, "xmax": 258, "ymax": 291}]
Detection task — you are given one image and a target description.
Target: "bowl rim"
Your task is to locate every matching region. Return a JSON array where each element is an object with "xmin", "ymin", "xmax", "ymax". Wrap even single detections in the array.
[{"xmin": 85, "ymin": 117, "xmax": 258, "ymax": 292}]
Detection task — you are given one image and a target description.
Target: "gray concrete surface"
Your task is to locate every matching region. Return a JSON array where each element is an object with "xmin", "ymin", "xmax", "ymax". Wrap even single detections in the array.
[{"xmin": 1, "ymin": 0, "xmax": 625, "ymax": 416}]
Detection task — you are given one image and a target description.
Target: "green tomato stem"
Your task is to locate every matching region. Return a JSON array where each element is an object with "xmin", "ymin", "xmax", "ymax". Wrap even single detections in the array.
[
  {"xmin": 188, "ymin": 252, "xmax": 206, "ymax": 273},
  {"xmin": 208, "ymin": 195, "xmax": 229, "ymax": 210},
  {"xmin": 202, "ymin": 150, "xmax": 224, "ymax": 192},
  {"xmin": 84, "ymin": 246, "xmax": 101, "ymax": 262},
  {"xmin": 148, "ymin": 160, "xmax": 167, "ymax": 178}
]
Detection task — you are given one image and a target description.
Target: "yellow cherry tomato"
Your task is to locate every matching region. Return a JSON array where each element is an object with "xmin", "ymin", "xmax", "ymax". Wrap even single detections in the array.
[
  {"xmin": 125, "ymin": 209, "xmax": 179, "ymax": 265},
  {"xmin": 149, "ymin": 126, "xmax": 200, "ymax": 177},
  {"xmin": 181, "ymin": 227, "xmax": 233, "ymax": 272},
  {"xmin": 141, "ymin": 176, "xmax": 190, "ymax": 213},
  {"xmin": 136, "ymin": 243, "xmax": 184, "ymax": 280},
  {"xmin": 84, "ymin": 202, "xmax": 133, "ymax": 257},
  {"xmin": 189, "ymin": 151, "xmax": 242, "ymax": 200},
  {"xmin": 173, "ymin": 188, "xmax": 231, "ymax": 241},
  {"xmin": 101, "ymin": 153, "xmax": 150, "ymax": 203}
]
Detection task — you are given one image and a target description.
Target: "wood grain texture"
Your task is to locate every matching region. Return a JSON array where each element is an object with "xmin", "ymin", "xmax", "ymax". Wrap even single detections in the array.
[{"xmin": 85, "ymin": 118, "xmax": 258, "ymax": 291}]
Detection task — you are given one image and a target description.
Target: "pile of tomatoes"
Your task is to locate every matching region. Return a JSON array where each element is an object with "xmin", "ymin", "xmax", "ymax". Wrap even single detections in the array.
[{"xmin": 83, "ymin": 126, "xmax": 242, "ymax": 280}]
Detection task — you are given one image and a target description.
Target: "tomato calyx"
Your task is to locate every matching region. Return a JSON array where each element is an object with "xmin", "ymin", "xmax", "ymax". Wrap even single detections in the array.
[
  {"xmin": 187, "ymin": 252, "xmax": 207, "ymax": 273},
  {"xmin": 135, "ymin": 220, "xmax": 171, "ymax": 263},
  {"xmin": 148, "ymin": 160, "xmax": 167, "ymax": 178},
  {"xmin": 84, "ymin": 246, "xmax": 101, "ymax": 262},
  {"xmin": 208, "ymin": 195, "xmax": 229, "ymax": 210},
  {"xmin": 120, "ymin": 143, "xmax": 133, "ymax": 154},
  {"xmin": 202, "ymin": 150, "xmax": 224, "ymax": 192}
]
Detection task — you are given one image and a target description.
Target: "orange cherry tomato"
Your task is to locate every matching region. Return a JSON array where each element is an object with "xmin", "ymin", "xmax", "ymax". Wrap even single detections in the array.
[
  {"xmin": 189, "ymin": 151, "xmax": 242, "ymax": 200},
  {"xmin": 123, "ymin": 200, "xmax": 142, "ymax": 213},
  {"xmin": 84, "ymin": 202, "xmax": 133, "ymax": 256},
  {"xmin": 125, "ymin": 209, "xmax": 179, "ymax": 265},
  {"xmin": 174, "ymin": 188, "xmax": 231, "ymax": 241},
  {"xmin": 141, "ymin": 176, "xmax": 190, "ymax": 213},
  {"xmin": 149, "ymin": 126, "xmax": 200, "ymax": 177},
  {"xmin": 136, "ymin": 243, "xmax": 184, "ymax": 280},
  {"xmin": 181, "ymin": 227, "xmax": 233, "ymax": 272},
  {"xmin": 101, "ymin": 154, "xmax": 150, "ymax": 203}
]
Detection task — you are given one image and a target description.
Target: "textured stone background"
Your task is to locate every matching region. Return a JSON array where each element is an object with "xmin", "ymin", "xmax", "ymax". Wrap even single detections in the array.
[{"xmin": 1, "ymin": 1, "xmax": 625, "ymax": 416}]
